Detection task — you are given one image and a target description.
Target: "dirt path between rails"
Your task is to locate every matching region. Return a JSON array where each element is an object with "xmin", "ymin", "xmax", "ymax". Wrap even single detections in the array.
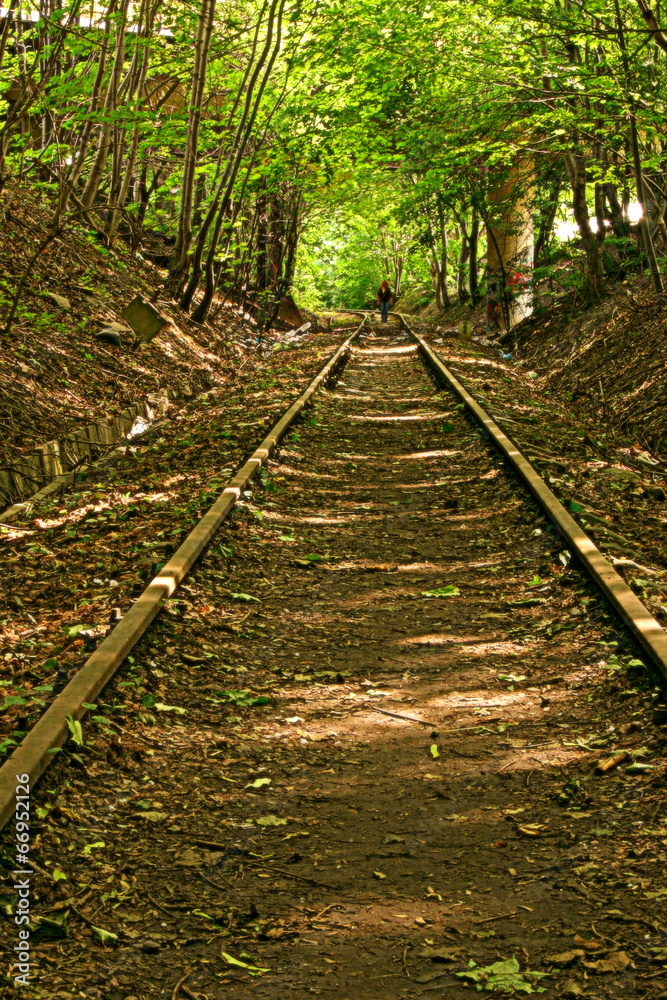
[{"xmin": 2, "ymin": 324, "xmax": 667, "ymax": 1000}]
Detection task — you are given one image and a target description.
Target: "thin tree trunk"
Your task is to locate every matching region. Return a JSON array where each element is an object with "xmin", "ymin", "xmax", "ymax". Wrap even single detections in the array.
[
  {"xmin": 616, "ymin": 0, "xmax": 663, "ymax": 292},
  {"xmin": 435, "ymin": 198, "xmax": 450, "ymax": 307},
  {"xmin": 564, "ymin": 152, "xmax": 603, "ymax": 300},
  {"xmin": 105, "ymin": 0, "xmax": 158, "ymax": 240},
  {"xmin": 180, "ymin": 0, "xmax": 281, "ymax": 311},
  {"xmin": 0, "ymin": 0, "xmax": 19, "ymax": 72},
  {"xmin": 56, "ymin": 4, "xmax": 113, "ymax": 221},
  {"xmin": 80, "ymin": 0, "xmax": 128, "ymax": 213},
  {"xmin": 188, "ymin": 0, "xmax": 285, "ymax": 321},
  {"xmin": 469, "ymin": 214, "xmax": 480, "ymax": 303},
  {"xmin": 166, "ymin": 0, "xmax": 216, "ymax": 290}
]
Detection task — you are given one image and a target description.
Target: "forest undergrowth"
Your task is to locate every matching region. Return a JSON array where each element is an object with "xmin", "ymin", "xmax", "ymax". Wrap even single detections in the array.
[
  {"xmin": 505, "ymin": 276, "xmax": 667, "ymax": 458},
  {"xmin": 0, "ymin": 192, "xmax": 329, "ymax": 503}
]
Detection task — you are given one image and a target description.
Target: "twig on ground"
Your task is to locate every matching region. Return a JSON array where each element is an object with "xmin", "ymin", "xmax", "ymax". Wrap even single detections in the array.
[
  {"xmin": 194, "ymin": 838, "xmax": 229, "ymax": 851},
  {"xmin": 253, "ymin": 864, "xmax": 339, "ymax": 890},
  {"xmin": 368, "ymin": 706, "xmax": 437, "ymax": 727},
  {"xmin": 198, "ymin": 871, "xmax": 232, "ymax": 891},
  {"xmin": 147, "ymin": 893, "xmax": 193, "ymax": 913},
  {"xmin": 171, "ymin": 971, "xmax": 191, "ymax": 1000},
  {"xmin": 474, "ymin": 912, "xmax": 516, "ymax": 924},
  {"xmin": 312, "ymin": 903, "xmax": 341, "ymax": 921}
]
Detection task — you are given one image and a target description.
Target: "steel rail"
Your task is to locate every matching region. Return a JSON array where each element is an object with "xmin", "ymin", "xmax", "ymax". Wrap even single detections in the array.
[
  {"xmin": 0, "ymin": 320, "xmax": 364, "ymax": 831},
  {"xmin": 404, "ymin": 319, "xmax": 667, "ymax": 685}
]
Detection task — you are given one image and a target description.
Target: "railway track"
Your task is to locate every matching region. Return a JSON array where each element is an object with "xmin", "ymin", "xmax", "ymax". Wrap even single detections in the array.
[{"xmin": 1, "ymin": 317, "xmax": 666, "ymax": 998}]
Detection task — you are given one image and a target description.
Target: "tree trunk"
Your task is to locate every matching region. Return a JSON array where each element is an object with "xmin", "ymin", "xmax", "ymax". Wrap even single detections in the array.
[
  {"xmin": 431, "ymin": 198, "xmax": 450, "ymax": 308},
  {"xmin": 564, "ymin": 151, "xmax": 603, "ymax": 301},
  {"xmin": 485, "ymin": 159, "xmax": 535, "ymax": 333},
  {"xmin": 615, "ymin": 0, "xmax": 663, "ymax": 292},
  {"xmin": 629, "ymin": 114, "xmax": 664, "ymax": 292},
  {"xmin": 181, "ymin": 0, "xmax": 284, "ymax": 314},
  {"xmin": 603, "ymin": 182, "xmax": 626, "ymax": 235},
  {"xmin": 469, "ymin": 214, "xmax": 480, "ymax": 303},
  {"xmin": 80, "ymin": 0, "xmax": 128, "ymax": 212},
  {"xmin": 166, "ymin": 0, "xmax": 216, "ymax": 292},
  {"xmin": 457, "ymin": 221, "xmax": 470, "ymax": 303},
  {"xmin": 187, "ymin": 0, "xmax": 285, "ymax": 321},
  {"xmin": 105, "ymin": 0, "xmax": 157, "ymax": 241}
]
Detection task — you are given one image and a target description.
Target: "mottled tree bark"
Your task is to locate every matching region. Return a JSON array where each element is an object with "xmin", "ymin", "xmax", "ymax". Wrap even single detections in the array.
[{"xmin": 485, "ymin": 159, "xmax": 534, "ymax": 333}]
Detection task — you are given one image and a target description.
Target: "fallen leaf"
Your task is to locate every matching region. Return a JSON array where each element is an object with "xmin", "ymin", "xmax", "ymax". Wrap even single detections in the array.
[
  {"xmin": 573, "ymin": 935, "xmax": 604, "ymax": 951},
  {"xmin": 66, "ymin": 623, "xmax": 93, "ymax": 637},
  {"xmin": 582, "ymin": 951, "xmax": 631, "ymax": 974},
  {"xmin": 560, "ymin": 981, "xmax": 585, "ymax": 999},
  {"xmin": 418, "ymin": 946, "xmax": 461, "ymax": 962},
  {"xmin": 456, "ymin": 955, "xmax": 548, "ymax": 993},
  {"xmin": 421, "ymin": 585, "xmax": 460, "ymax": 598},
  {"xmin": 626, "ymin": 762, "xmax": 653, "ymax": 775},
  {"xmin": 544, "ymin": 950, "xmax": 584, "ymax": 967},
  {"xmin": 81, "ymin": 841, "xmax": 105, "ymax": 855},
  {"xmin": 518, "ymin": 824, "xmax": 543, "ymax": 838},
  {"xmin": 92, "ymin": 926, "xmax": 118, "ymax": 947},
  {"xmin": 221, "ymin": 952, "xmax": 270, "ymax": 973}
]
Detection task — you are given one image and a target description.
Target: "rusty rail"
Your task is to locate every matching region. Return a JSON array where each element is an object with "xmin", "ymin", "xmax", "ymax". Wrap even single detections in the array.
[
  {"xmin": 406, "ymin": 320, "xmax": 667, "ymax": 684},
  {"xmin": 0, "ymin": 321, "xmax": 363, "ymax": 831}
]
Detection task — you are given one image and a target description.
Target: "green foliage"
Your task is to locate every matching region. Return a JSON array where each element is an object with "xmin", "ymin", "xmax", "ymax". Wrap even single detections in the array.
[{"xmin": 1, "ymin": 0, "xmax": 665, "ymax": 312}]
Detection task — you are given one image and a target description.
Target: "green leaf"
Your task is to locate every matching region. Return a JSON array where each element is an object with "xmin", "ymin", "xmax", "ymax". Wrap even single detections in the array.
[
  {"xmin": 1, "ymin": 695, "xmax": 27, "ymax": 709},
  {"xmin": 154, "ymin": 703, "xmax": 187, "ymax": 715},
  {"xmin": 66, "ymin": 714, "xmax": 85, "ymax": 747},
  {"xmin": 455, "ymin": 956, "xmax": 548, "ymax": 992},
  {"xmin": 626, "ymin": 762, "xmax": 653, "ymax": 774},
  {"xmin": 82, "ymin": 841, "xmax": 105, "ymax": 855},
  {"xmin": 222, "ymin": 689, "xmax": 269, "ymax": 707},
  {"xmin": 245, "ymin": 778, "xmax": 272, "ymax": 789},
  {"xmin": 91, "ymin": 925, "xmax": 118, "ymax": 947},
  {"xmin": 255, "ymin": 815, "xmax": 287, "ymax": 826},
  {"xmin": 52, "ymin": 869, "xmax": 68, "ymax": 882},
  {"xmin": 229, "ymin": 592, "xmax": 261, "ymax": 602},
  {"xmin": 65, "ymin": 624, "xmax": 93, "ymax": 637},
  {"xmin": 430, "ymin": 744, "xmax": 440, "ymax": 759},
  {"xmin": 221, "ymin": 952, "xmax": 270, "ymax": 973},
  {"xmin": 421, "ymin": 585, "xmax": 460, "ymax": 598}
]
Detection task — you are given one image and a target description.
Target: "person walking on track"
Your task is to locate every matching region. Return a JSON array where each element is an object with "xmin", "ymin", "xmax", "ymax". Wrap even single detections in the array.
[{"xmin": 377, "ymin": 280, "xmax": 393, "ymax": 323}]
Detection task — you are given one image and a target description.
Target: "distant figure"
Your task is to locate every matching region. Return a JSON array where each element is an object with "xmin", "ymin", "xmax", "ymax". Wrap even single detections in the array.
[{"xmin": 377, "ymin": 280, "xmax": 392, "ymax": 323}]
